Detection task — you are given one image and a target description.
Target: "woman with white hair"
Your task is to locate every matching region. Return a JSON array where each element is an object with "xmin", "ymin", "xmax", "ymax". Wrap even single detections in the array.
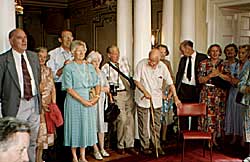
[
  {"xmin": 87, "ymin": 51, "xmax": 110, "ymax": 158},
  {"xmin": 62, "ymin": 41, "xmax": 102, "ymax": 162}
]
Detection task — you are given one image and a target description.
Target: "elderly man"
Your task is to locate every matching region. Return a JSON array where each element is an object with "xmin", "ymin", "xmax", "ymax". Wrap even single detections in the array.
[
  {"xmin": 0, "ymin": 117, "xmax": 30, "ymax": 162},
  {"xmin": 101, "ymin": 45, "xmax": 137, "ymax": 155},
  {"xmin": 0, "ymin": 28, "xmax": 41, "ymax": 162},
  {"xmin": 134, "ymin": 48, "xmax": 182, "ymax": 155},
  {"xmin": 175, "ymin": 40, "xmax": 207, "ymax": 130}
]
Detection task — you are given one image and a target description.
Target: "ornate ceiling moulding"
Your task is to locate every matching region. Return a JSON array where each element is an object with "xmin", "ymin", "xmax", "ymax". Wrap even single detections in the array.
[
  {"xmin": 22, "ymin": 0, "xmax": 68, "ymax": 8},
  {"xmin": 92, "ymin": 0, "xmax": 117, "ymax": 12}
]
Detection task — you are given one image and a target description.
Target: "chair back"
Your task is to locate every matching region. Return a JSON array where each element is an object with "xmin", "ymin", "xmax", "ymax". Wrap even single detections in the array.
[{"xmin": 177, "ymin": 103, "xmax": 206, "ymax": 117}]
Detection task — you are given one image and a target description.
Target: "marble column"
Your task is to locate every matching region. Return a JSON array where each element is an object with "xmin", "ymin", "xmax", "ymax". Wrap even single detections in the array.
[
  {"xmin": 0, "ymin": 0, "xmax": 16, "ymax": 53},
  {"xmin": 134, "ymin": 0, "xmax": 151, "ymax": 67},
  {"xmin": 161, "ymin": 0, "xmax": 174, "ymax": 65},
  {"xmin": 181, "ymin": 0, "xmax": 195, "ymax": 42},
  {"xmin": 117, "ymin": 0, "xmax": 133, "ymax": 66},
  {"xmin": 134, "ymin": 0, "xmax": 152, "ymax": 139}
]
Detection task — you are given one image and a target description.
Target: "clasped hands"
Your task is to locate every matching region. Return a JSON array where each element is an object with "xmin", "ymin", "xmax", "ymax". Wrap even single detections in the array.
[{"xmin": 81, "ymin": 95, "xmax": 100, "ymax": 107}]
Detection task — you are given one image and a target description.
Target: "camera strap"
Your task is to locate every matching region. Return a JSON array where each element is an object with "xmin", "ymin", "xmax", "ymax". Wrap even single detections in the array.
[{"xmin": 108, "ymin": 61, "xmax": 130, "ymax": 84}]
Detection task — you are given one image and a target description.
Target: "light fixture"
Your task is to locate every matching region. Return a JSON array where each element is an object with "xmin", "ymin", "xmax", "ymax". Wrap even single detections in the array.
[{"xmin": 15, "ymin": 0, "xmax": 24, "ymax": 15}]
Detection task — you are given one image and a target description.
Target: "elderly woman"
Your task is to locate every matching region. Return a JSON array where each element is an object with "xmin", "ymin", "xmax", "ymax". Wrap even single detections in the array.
[
  {"xmin": 36, "ymin": 47, "xmax": 56, "ymax": 162},
  {"xmin": 198, "ymin": 44, "xmax": 231, "ymax": 148},
  {"xmin": 86, "ymin": 51, "xmax": 110, "ymax": 157},
  {"xmin": 224, "ymin": 43, "xmax": 238, "ymax": 65},
  {"xmin": 225, "ymin": 44, "xmax": 246, "ymax": 146},
  {"xmin": 234, "ymin": 45, "xmax": 250, "ymax": 162},
  {"xmin": 62, "ymin": 40, "xmax": 102, "ymax": 162},
  {"xmin": 237, "ymin": 45, "xmax": 250, "ymax": 162}
]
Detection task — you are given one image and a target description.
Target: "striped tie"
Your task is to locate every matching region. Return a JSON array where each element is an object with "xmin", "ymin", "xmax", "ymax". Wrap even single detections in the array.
[{"xmin": 21, "ymin": 54, "xmax": 33, "ymax": 100}]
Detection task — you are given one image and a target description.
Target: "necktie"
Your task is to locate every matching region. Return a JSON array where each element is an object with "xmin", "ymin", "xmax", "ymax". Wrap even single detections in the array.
[
  {"xmin": 187, "ymin": 56, "xmax": 192, "ymax": 81},
  {"xmin": 21, "ymin": 54, "xmax": 33, "ymax": 100}
]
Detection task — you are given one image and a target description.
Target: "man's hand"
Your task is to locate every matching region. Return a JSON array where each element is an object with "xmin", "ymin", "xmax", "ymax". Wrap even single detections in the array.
[
  {"xmin": 174, "ymin": 96, "xmax": 182, "ymax": 109},
  {"xmin": 141, "ymin": 91, "xmax": 151, "ymax": 100}
]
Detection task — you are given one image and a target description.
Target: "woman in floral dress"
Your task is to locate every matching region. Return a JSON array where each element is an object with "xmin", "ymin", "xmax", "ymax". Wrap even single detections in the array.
[
  {"xmin": 198, "ymin": 44, "xmax": 231, "ymax": 147},
  {"xmin": 36, "ymin": 47, "xmax": 56, "ymax": 162}
]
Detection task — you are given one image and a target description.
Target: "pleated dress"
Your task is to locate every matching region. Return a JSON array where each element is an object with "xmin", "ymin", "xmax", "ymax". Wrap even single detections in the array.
[{"xmin": 62, "ymin": 62, "xmax": 99, "ymax": 147}]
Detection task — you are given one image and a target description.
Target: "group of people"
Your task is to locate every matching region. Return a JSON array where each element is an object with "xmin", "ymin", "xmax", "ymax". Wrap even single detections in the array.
[{"xmin": 0, "ymin": 27, "xmax": 250, "ymax": 162}]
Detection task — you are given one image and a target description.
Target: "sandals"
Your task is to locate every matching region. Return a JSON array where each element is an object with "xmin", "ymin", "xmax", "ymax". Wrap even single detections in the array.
[
  {"xmin": 93, "ymin": 151, "xmax": 103, "ymax": 160},
  {"xmin": 100, "ymin": 149, "xmax": 110, "ymax": 157}
]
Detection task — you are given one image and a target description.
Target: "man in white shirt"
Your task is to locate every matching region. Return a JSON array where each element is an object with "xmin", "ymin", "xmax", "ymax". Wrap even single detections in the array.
[
  {"xmin": 0, "ymin": 28, "xmax": 41, "ymax": 162},
  {"xmin": 175, "ymin": 40, "xmax": 207, "ymax": 130},
  {"xmin": 134, "ymin": 48, "xmax": 182, "ymax": 155},
  {"xmin": 101, "ymin": 45, "xmax": 137, "ymax": 155},
  {"xmin": 47, "ymin": 30, "xmax": 73, "ymax": 162}
]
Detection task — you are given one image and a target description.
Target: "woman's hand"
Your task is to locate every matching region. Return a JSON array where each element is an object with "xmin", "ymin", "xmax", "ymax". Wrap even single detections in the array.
[
  {"xmin": 101, "ymin": 86, "xmax": 109, "ymax": 93},
  {"xmin": 42, "ymin": 103, "xmax": 50, "ymax": 112},
  {"xmin": 81, "ymin": 100, "xmax": 93, "ymax": 107},
  {"xmin": 246, "ymin": 86, "xmax": 250, "ymax": 94},
  {"xmin": 231, "ymin": 77, "xmax": 240, "ymax": 85},
  {"xmin": 90, "ymin": 96, "xmax": 99, "ymax": 105},
  {"xmin": 209, "ymin": 68, "xmax": 220, "ymax": 78}
]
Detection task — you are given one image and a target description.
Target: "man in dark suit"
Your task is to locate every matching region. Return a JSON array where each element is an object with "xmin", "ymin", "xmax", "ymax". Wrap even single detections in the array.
[
  {"xmin": 0, "ymin": 28, "xmax": 41, "ymax": 162},
  {"xmin": 175, "ymin": 40, "xmax": 207, "ymax": 130}
]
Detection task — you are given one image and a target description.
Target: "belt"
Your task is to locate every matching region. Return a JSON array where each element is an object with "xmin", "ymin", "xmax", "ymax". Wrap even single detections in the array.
[{"xmin": 117, "ymin": 89, "xmax": 126, "ymax": 92}]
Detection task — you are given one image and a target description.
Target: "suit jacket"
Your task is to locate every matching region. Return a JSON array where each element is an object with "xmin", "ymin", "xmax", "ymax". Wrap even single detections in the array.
[
  {"xmin": 175, "ymin": 52, "xmax": 208, "ymax": 93},
  {"xmin": 0, "ymin": 49, "xmax": 41, "ymax": 117}
]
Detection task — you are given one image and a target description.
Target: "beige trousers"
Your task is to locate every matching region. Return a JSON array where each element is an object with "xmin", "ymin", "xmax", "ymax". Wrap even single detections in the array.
[
  {"xmin": 113, "ymin": 91, "xmax": 135, "ymax": 149},
  {"xmin": 137, "ymin": 105, "xmax": 161, "ymax": 150}
]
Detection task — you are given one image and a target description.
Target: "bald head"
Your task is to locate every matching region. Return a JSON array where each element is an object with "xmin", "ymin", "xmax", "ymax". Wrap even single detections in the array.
[
  {"xmin": 148, "ymin": 48, "xmax": 161, "ymax": 69},
  {"xmin": 9, "ymin": 28, "xmax": 27, "ymax": 53}
]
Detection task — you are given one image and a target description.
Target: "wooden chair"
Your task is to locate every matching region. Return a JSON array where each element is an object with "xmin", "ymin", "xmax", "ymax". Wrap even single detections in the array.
[{"xmin": 177, "ymin": 103, "xmax": 212, "ymax": 162}]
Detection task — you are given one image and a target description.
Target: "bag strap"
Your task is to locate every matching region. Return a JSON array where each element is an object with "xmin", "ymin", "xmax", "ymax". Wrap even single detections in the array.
[{"xmin": 108, "ymin": 61, "xmax": 131, "ymax": 83}]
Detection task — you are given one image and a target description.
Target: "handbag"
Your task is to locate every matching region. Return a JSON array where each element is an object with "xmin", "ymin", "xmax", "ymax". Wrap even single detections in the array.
[
  {"xmin": 236, "ymin": 91, "xmax": 244, "ymax": 105},
  {"xmin": 89, "ymin": 87, "xmax": 96, "ymax": 99},
  {"xmin": 104, "ymin": 102, "xmax": 120, "ymax": 122},
  {"xmin": 104, "ymin": 95, "xmax": 120, "ymax": 122}
]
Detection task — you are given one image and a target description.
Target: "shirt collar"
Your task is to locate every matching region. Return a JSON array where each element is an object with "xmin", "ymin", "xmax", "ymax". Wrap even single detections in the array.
[
  {"xmin": 12, "ymin": 49, "xmax": 27, "ymax": 58},
  {"xmin": 189, "ymin": 51, "xmax": 196, "ymax": 59},
  {"xmin": 59, "ymin": 46, "xmax": 71, "ymax": 54}
]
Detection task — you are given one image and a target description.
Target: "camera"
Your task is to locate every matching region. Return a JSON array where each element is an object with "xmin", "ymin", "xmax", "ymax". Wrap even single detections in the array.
[{"xmin": 109, "ymin": 82, "xmax": 118, "ymax": 96}]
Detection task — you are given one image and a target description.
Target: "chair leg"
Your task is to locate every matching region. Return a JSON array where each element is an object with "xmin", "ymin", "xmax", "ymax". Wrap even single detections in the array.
[
  {"xmin": 182, "ymin": 140, "xmax": 185, "ymax": 162},
  {"xmin": 210, "ymin": 140, "xmax": 213, "ymax": 162},
  {"xmin": 203, "ymin": 140, "xmax": 205, "ymax": 157}
]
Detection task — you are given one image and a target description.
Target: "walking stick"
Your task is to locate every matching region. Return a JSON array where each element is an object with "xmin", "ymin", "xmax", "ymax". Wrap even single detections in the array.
[{"xmin": 150, "ymin": 99, "xmax": 159, "ymax": 158}]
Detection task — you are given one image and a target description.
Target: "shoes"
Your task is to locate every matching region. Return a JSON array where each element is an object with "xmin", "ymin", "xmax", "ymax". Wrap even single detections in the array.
[
  {"xmin": 72, "ymin": 159, "xmax": 78, "ymax": 162},
  {"xmin": 100, "ymin": 149, "xmax": 110, "ymax": 157},
  {"xmin": 79, "ymin": 159, "xmax": 88, "ymax": 162},
  {"xmin": 243, "ymin": 156, "xmax": 250, "ymax": 162},
  {"xmin": 93, "ymin": 151, "xmax": 103, "ymax": 160},
  {"xmin": 117, "ymin": 148, "xmax": 125, "ymax": 155},
  {"xmin": 158, "ymin": 147, "xmax": 166, "ymax": 156},
  {"xmin": 126, "ymin": 148, "xmax": 139, "ymax": 155},
  {"xmin": 141, "ymin": 148, "xmax": 152, "ymax": 155}
]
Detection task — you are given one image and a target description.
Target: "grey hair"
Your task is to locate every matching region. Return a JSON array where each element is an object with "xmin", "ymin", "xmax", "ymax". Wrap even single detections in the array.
[
  {"xmin": 70, "ymin": 40, "xmax": 87, "ymax": 53},
  {"xmin": 0, "ymin": 117, "xmax": 30, "ymax": 152}
]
